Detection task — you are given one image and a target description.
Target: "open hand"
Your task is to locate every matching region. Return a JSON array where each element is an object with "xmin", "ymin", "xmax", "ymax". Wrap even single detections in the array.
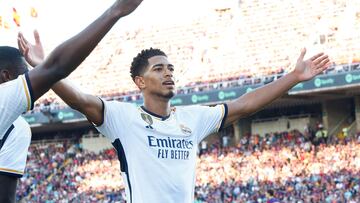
[
  {"xmin": 292, "ymin": 48, "xmax": 331, "ymax": 82},
  {"xmin": 17, "ymin": 30, "xmax": 45, "ymax": 67}
]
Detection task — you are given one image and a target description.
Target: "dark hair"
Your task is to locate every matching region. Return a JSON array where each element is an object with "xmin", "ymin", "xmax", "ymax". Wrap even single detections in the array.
[
  {"xmin": 267, "ymin": 189, "xmax": 274, "ymax": 196},
  {"xmin": 130, "ymin": 48, "xmax": 167, "ymax": 81},
  {"xmin": 0, "ymin": 46, "xmax": 27, "ymax": 76}
]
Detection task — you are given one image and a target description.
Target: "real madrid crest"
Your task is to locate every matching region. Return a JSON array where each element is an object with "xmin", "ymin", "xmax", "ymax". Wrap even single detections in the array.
[
  {"xmin": 180, "ymin": 124, "xmax": 192, "ymax": 135},
  {"xmin": 141, "ymin": 113, "xmax": 154, "ymax": 129}
]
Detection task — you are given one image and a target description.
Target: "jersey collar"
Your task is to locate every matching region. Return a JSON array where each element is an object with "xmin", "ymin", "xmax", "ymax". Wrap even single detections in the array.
[{"xmin": 140, "ymin": 106, "xmax": 171, "ymax": 121}]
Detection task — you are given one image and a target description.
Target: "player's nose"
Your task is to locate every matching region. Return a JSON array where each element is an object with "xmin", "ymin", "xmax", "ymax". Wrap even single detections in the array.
[{"xmin": 164, "ymin": 68, "xmax": 173, "ymax": 78}]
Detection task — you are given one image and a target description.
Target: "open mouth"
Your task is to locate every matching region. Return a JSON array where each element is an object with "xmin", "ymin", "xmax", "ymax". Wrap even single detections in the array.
[{"xmin": 162, "ymin": 81, "xmax": 175, "ymax": 86}]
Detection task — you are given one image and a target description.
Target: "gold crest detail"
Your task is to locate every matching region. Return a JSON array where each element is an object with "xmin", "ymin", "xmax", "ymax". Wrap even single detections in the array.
[
  {"xmin": 141, "ymin": 113, "xmax": 153, "ymax": 126},
  {"xmin": 180, "ymin": 124, "xmax": 192, "ymax": 135}
]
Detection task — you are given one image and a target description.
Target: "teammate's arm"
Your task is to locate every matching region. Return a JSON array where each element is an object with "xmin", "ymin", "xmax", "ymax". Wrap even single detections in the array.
[
  {"xmin": 18, "ymin": 31, "xmax": 104, "ymax": 126},
  {"xmin": 224, "ymin": 49, "xmax": 330, "ymax": 126},
  {"xmin": 19, "ymin": 0, "xmax": 143, "ymax": 102}
]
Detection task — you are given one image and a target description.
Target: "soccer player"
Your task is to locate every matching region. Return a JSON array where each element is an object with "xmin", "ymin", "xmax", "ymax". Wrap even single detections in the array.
[
  {"xmin": 0, "ymin": 1, "xmax": 143, "ymax": 202},
  {"xmin": 20, "ymin": 34, "xmax": 330, "ymax": 202}
]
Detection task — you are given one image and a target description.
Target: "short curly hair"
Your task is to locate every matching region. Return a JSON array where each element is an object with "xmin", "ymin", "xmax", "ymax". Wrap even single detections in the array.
[{"xmin": 130, "ymin": 48, "xmax": 167, "ymax": 81}]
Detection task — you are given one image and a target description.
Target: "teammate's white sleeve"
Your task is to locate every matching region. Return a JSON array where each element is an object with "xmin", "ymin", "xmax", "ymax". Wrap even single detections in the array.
[
  {"xmin": 191, "ymin": 104, "xmax": 228, "ymax": 143},
  {"xmin": 0, "ymin": 73, "xmax": 33, "ymax": 139},
  {"xmin": 95, "ymin": 100, "xmax": 134, "ymax": 142}
]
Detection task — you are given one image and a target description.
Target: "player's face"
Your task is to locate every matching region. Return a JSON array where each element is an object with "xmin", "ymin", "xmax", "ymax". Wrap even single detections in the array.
[{"xmin": 141, "ymin": 55, "xmax": 176, "ymax": 99}]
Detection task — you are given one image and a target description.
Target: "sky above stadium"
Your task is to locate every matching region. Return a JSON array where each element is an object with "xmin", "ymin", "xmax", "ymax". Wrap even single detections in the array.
[{"xmin": 0, "ymin": 0, "xmax": 221, "ymax": 47}]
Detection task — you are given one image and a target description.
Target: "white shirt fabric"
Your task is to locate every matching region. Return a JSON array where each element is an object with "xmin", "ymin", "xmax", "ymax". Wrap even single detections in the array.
[
  {"xmin": 0, "ymin": 74, "xmax": 33, "ymax": 177},
  {"xmin": 96, "ymin": 100, "xmax": 228, "ymax": 203}
]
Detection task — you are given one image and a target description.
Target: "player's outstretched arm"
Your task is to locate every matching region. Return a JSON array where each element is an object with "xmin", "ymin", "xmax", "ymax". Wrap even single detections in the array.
[
  {"xmin": 224, "ymin": 49, "xmax": 330, "ymax": 126},
  {"xmin": 19, "ymin": 31, "xmax": 104, "ymax": 126},
  {"xmin": 20, "ymin": 0, "xmax": 143, "ymax": 102}
]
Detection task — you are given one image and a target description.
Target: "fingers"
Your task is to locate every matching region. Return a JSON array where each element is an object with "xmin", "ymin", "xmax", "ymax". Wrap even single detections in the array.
[
  {"xmin": 313, "ymin": 54, "xmax": 329, "ymax": 66},
  {"xmin": 17, "ymin": 32, "xmax": 23, "ymax": 39},
  {"xmin": 17, "ymin": 40, "xmax": 24, "ymax": 54},
  {"xmin": 315, "ymin": 62, "xmax": 331, "ymax": 75},
  {"xmin": 317, "ymin": 57, "xmax": 330, "ymax": 68},
  {"xmin": 17, "ymin": 32, "xmax": 24, "ymax": 47},
  {"xmin": 34, "ymin": 30, "xmax": 41, "ymax": 44},
  {"xmin": 19, "ymin": 37, "xmax": 27, "ymax": 51},
  {"xmin": 17, "ymin": 33, "xmax": 27, "ymax": 54},
  {"xmin": 17, "ymin": 32, "xmax": 32, "ymax": 59},
  {"xmin": 23, "ymin": 47, "xmax": 30, "ymax": 58},
  {"xmin": 18, "ymin": 32, "xmax": 29, "ymax": 49},
  {"xmin": 325, "ymin": 62, "xmax": 332, "ymax": 68},
  {"xmin": 309, "ymin": 52, "xmax": 325, "ymax": 61},
  {"xmin": 18, "ymin": 32, "xmax": 29, "ymax": 44},
  {"xmin": 297, "ymin": 48, "xmax": 307, "ymax": 61}
]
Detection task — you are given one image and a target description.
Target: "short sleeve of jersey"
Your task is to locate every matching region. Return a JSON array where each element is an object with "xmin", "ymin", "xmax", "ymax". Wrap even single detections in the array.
[
  {"xmin": 190, "ymin": 104, "xmax": 228, "ymax": 143},
  {"xmin": 95, "ymin": 100, "xmax": 134, "ymax": 142},
  {"xmin": 0, "ymin": 74, "xmax": 33, "ymax": 139}
]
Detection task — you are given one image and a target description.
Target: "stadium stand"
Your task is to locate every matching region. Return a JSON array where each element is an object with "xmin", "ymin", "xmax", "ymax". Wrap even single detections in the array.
[{"xmin": 31, "ymin": 0, "xmax": 360, "ymax": 110}]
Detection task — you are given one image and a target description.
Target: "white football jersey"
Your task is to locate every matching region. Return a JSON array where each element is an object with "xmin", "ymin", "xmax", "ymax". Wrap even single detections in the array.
[
  {"xmin": 0, "ymin": 73, "xmax": 33, "ymax": 177},
  {"xmin": 96, "ymin": 100, "xmax": 228, "ymax": 203}
]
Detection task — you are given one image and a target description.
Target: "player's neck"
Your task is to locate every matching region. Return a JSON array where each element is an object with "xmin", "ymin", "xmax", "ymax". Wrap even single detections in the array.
[{"xmin": 143, "ymin": 96, "xmax": 171, "ymax": 117}]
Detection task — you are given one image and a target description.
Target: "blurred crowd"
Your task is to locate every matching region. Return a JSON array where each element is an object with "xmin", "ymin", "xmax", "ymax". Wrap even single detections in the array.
[
  {"xmin": 195, "ymin": 130, "xmax": 360, "ymax": 203},
  {"xmin": 16, "ymin": 129, "xmax": 360, "ymax": 203},
  {"xmin": 16, "ymin": 142, "xmax": 70, "ymax": 202},
  {"xmin": 30, "ymin": 0, "xmax": 360, "ymax": 112},
  {"xmin": 21, "ymin": 147, "xmax": 126, "ymax": 203}
]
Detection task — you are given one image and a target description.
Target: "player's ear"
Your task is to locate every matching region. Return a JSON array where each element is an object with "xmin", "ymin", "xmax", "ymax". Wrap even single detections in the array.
[
  {"xmin": 0, "ymin": 69, "xmax": 12, "ymax": 83},
  {"xmin": 134, "ymin": 75, "xmax": 146, "ymax": 89}
]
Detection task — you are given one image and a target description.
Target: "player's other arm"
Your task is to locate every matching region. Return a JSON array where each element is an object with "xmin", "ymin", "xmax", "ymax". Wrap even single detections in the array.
[
  {"xmin": 18, "ymin": 31, "xmax": 104, "ymax": 126},
  {"xmin": 54, "ymin": 81, "xmax": 104, "ymax": 125},
  {"xmin": 224, "ymin": 49, "xmax": 330, "ymax": 126},
  {"xmin": 20, "ymin": 0, "xmax": 143, "ymax": 102}
]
